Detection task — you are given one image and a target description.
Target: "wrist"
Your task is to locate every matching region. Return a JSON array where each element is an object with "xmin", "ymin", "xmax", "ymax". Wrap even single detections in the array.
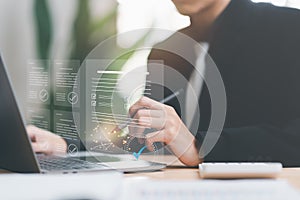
[{"xmin": 167, "ymin": 123, "xmax": 201, "ymax": 166}]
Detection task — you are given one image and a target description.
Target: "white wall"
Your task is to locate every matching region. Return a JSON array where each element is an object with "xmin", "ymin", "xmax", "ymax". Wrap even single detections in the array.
[
  {"xmin": 0, "ymin": 0, "xmax": 77, "ymax": 113},
  {"xmin": 252, "ymin": 0, "xmax": 300, "ymax": 8},
  {"xmin": 0, "ymin": 0, "xmax": 36, "ymax": 113}
]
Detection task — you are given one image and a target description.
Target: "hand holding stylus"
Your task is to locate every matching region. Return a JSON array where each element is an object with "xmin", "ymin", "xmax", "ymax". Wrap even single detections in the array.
[
  {"xmin": 128, "ymin": 96, "xmax": 201, "ymax": 166},
  {"xmin": 112, "ymin": 89, "xmax": 184, "ymax": 133}
]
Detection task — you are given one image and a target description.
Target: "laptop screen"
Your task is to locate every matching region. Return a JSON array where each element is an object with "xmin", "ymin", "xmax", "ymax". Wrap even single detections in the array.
[{"xmin": 0, "ymin": 56, "xmax": 40, "ymax": 173}]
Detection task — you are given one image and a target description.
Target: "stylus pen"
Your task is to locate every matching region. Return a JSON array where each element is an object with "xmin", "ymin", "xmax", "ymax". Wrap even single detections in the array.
[{"xmin": 113, "ymin": 88, "xmax": 183, "ymax": 132}]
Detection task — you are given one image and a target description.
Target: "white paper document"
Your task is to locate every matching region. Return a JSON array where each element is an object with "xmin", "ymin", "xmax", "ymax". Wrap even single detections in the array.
[
  {"xmin": 1, "ymin": 172, "xmax": 300, "ymax": 200},
  {"xmin": 122, "ymin": 179, "xmax": 300, "ymax": 200},
  {"xmin": 0, "ymin": 171, "xmax": 122, "ymax": 200}
]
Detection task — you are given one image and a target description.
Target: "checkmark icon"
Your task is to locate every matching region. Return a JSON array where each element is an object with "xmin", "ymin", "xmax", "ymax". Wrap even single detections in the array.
[
  {"xmin": 70, "ymin": 148, "xmax": 76, "ymax": 153},
  {"xmin": 133, "ymin": 146, "xmax": 147, "ymax": 160},
  {"xmin": 41, "ymin": 92, "xmax": 47, "ymax": 98},
  {"xmin": 39, "ymin": 89, "xmax": 49, "ymax": 102},
  {"xmin": 68, "ymin": 92, "xmax": 78, "ymax": 104},
  {"xmin": 70, "ymin": 95, "xmax": 77, "ymax": 102},
  {"xmin": 68, "ymin": 144, "xmax": 78, "ymax": 156}
]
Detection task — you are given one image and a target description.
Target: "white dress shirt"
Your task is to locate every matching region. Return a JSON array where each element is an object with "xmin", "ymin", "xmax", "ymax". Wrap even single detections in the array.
[{"xmin": 185, "ymin": 42, "xmax": 209, "ymax": 130}]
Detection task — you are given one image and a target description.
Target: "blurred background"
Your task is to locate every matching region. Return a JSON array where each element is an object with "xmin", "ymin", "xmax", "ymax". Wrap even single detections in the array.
[{"xmin": 0, "ymin": 0, "xmax": 299, "ymax": 114}]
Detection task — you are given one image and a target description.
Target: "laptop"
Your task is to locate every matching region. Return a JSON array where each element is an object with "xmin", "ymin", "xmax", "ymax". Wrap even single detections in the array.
[{"xmin": 0, "ymin": 55, "xmax": 166, "ymax": 173}]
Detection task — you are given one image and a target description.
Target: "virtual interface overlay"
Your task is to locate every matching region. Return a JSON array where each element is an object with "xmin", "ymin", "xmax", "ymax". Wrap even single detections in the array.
[
  {"xmin": 26, "ymin": 59, "xmax": 165, "ymax": 156},
  {"xmin": 27, "ymin": 60, "xmax": 81, "ymax": 152},
  {"xmin": 84, "ymin": 60, "xmax": 155, "ymax": 154},
  {"xmin": 24, "ymin": 29, "xmax": 226, "ymax": 163}
]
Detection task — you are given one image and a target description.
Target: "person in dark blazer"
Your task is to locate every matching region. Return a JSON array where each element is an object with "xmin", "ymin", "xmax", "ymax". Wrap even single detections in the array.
[
  {"xmin": 28, "ymin": 0, "xmax": 300, "ymax": 167},
  {"xmin": 129, "ymin": 0, "xmax": 300, "ymax": 167}
]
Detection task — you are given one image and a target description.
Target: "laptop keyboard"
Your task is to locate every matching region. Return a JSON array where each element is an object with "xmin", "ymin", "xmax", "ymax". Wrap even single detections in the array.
[{"xmin": 37, "ymin": 154, "xmax": 109, "ymax": 172}]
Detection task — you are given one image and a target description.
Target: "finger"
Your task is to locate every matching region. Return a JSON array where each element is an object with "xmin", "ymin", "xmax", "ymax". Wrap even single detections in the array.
[
  {"xmin": 128, "ymin": 116, "xmax": 166, "ymax": 141},
  {"xmin": 128, "ymin": 117, "xmax": 147, "ymax": 141},
  {"xmin": 145, "ymin": 130, "xmax": 167, "ymax": 151},
  {"xmin": 136, "ymin": 117, "xmax": 166, "ymax": 130},
  {"xmin": 128, "ymin": 110, "xmax": 153, "ymax": 136},
  {"xmin": 133, "ymin": 109, "xmax": 167, "ymax": 129},
  {"xmin": 128, "ymin": 123, "xmax": 146, "ymax": 138},
  {"xmin": 31, "ymin": 142, "xmax": 42, "ymax": 153},
  {"xmin": 32, "ymin": 141, "xmax": 50, "ymax": 153},
  {"xmin": 129, "ymin": 97, "xmax": 163, "ymax": 116},
  {"xmin": 129, "ymin": 115, "xmax": 167, "ymax": 144},
  {"xmin": 134, "ymin": 109, "xmax": 165, "ymax": 118},
  {"xmin": 26, "ymin": 125, "xmax": 41, "ymax": 140}
]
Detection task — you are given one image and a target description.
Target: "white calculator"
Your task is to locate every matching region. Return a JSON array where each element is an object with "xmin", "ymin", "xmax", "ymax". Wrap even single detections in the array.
[{"xmin": 199, "ymin": 162, "xmax": 283, "ymax": 179}]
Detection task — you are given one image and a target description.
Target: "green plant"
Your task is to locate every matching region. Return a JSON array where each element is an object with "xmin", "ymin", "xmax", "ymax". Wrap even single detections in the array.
[{"xmin": 33, "ymin": 0, "xmax": 52, "ymax": 68}]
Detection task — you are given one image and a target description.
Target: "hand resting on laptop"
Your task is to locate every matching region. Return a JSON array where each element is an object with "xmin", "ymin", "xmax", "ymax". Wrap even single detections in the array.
[{"xmin": 26, "ymin": 125, "xmax": 67, "ymax": 155}]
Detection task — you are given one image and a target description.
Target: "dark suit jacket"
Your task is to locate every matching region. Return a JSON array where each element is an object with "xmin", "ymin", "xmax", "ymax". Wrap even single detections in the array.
[{"xmin": 147, "ymin": 0, "xmax": 300, "ymax": 166}]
